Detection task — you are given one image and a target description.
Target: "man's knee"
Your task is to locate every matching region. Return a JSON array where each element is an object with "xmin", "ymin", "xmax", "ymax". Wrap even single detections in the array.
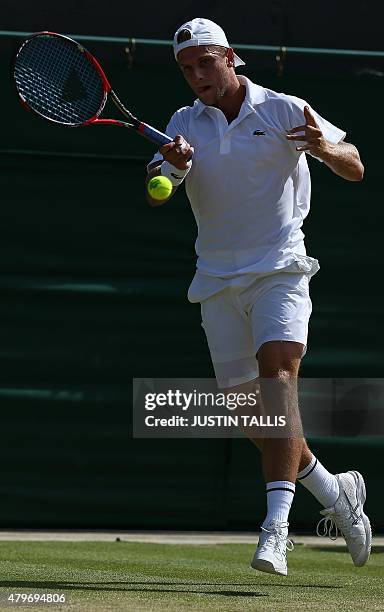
[
  {"xmin": 257, "ymin": 340, "xmax": 304, "ymax": 378},
  {"xmin": 257, "ymin": 344, "xmax": 303, "ymax": 438}
]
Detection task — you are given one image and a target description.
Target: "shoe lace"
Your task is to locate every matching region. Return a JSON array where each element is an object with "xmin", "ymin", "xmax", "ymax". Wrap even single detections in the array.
[
  {"xmin": 316, "ymin": 500, "xmax": 362, "ymax": 541},
  {"xmin": 261, "ymin": 523, "xmax": 294, "ymax": 559},
  {"xmin": 316, "ymin": 512, "xmax": 339, "ymax": 540}
]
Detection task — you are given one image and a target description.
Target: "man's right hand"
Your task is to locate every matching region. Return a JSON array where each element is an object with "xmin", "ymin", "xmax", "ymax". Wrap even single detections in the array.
[{"xmin": 160, "ymin": 134, "xmax": 194, "ymax": 170}]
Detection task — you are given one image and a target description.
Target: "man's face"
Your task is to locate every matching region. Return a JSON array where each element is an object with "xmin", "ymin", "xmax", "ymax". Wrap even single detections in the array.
[{"xmin": 177, "ymin": 45, "xmax": 233, "ymax": 106}]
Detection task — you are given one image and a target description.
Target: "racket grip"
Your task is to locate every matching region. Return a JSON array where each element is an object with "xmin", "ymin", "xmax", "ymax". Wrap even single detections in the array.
[{"xmin": 139, "ymin": 123, "xmax": 173, "ymax": 147}]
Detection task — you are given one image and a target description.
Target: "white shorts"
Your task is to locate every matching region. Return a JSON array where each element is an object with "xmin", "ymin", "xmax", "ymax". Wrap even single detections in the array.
[{"xmin": 201, "ymin": 271, "xmax": 312, "ymax": 388}]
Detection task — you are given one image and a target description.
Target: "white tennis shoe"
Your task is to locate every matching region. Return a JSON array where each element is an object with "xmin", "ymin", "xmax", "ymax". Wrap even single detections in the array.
[
  {"xmin": 251, "ymin": 520, "xmax": 294, "ymax": 576},
  {"xmin": 316, "ymin": 470, "xmax": 372, "ymax": 566}
]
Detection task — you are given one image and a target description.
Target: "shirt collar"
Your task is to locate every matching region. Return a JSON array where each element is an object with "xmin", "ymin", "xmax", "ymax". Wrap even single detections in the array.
[{"xmin": 193, "ymin": 75, "xmax": 266, "ymax": 117}]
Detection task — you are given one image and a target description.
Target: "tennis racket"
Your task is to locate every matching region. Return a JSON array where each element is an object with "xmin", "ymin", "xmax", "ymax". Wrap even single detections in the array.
[{"xmin": 12, "ymin": 31, "xmax": 173, "ymax": 147}]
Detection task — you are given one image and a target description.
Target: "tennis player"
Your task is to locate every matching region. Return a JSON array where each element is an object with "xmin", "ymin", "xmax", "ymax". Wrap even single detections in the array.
[{"xmin": 146, "ymin": 18, "xmax": 371, "ymax": 575}]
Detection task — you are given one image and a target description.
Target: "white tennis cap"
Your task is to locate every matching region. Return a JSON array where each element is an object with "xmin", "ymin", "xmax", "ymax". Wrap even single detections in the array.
[{"xmin": 173, "ymin": 18, "xmax": 245, "ymax": 67}]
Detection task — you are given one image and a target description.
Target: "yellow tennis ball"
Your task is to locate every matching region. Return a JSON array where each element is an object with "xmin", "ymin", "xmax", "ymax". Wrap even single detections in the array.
[{"xmin": 147, "ymin": 176, "xmax": 173, "ymax": 200}]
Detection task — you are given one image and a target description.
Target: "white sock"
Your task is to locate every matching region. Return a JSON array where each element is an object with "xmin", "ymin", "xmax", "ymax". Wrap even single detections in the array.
[
  {"xmin": 297, "ymin": 455, "xmax": 339, "ymax": 508},
  {"xmin": 262, "ymin": 481, "xmax": 295, "ymax": 534}
]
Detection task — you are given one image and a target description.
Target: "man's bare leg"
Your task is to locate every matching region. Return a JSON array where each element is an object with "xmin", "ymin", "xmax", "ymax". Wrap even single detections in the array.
[
  {"xmin": 249, "ymin": 432, "xmax": 313, "ymax": 473},
  {"xmin": 257, "ymin": 340, "xmax": 305, "ymax": 483},
  {"xmin": 227, "ymin": 368, "xmax": 312, "ymax": 475}
]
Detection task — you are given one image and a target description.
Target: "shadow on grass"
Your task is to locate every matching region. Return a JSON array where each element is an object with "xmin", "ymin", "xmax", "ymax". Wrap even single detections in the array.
[
  {"xmin": 308, "ymin": 545, "xmax": 384, "ymax": 554},
  {"xmin": 0, "ymin": 580, "xmax": 344, "ymax": 597},
  {"xmin": 0, "ymin": 582, "xmax": 266, "ymax": 598}
]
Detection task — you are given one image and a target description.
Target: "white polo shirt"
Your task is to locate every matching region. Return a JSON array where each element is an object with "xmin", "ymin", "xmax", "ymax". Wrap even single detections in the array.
[{"xmin": 148, "ymin": 76, "xmax": 346, "ymax": 302}]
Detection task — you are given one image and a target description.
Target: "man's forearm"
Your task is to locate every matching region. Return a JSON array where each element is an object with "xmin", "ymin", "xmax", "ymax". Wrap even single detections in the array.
[{"xmin": 318, "ymin": 141, "xmax": 364, "ymax": 182}]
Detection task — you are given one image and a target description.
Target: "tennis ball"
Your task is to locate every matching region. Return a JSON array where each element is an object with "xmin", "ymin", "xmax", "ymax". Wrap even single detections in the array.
[{"xmin": 147, "ymin": 176, "xmax": 173, "ymax": 200}]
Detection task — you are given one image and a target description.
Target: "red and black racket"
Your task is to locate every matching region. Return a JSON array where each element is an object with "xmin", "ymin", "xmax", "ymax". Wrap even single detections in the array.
[{"xmin": 13, "ymin": 31, "xmax": 172, "ymax": 147}]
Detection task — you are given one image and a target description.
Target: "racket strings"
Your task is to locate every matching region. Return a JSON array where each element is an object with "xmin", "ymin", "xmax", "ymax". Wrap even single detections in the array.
[{"xmin": 14, "ymin": 35, "xmax": 105, "ymax": 125}]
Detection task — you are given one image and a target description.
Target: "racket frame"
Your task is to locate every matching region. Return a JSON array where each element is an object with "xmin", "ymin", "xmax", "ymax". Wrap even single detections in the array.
[{"xmin": 13, "ymin": 31, "xmax": 172, "ymax": 146}]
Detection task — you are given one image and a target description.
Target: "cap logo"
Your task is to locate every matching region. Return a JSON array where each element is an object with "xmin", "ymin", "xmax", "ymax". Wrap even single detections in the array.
[{"xmin": 177, "ymin": 29, "xmax": 192, "ymax": 44}]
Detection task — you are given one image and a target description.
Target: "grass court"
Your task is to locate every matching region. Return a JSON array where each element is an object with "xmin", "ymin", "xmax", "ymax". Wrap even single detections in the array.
[{"xmin": 0, "ymin": 540, "xmax": 383, "ymax": 611}]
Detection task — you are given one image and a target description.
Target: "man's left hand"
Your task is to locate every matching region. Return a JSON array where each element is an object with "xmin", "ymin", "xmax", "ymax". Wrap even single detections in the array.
[{"xmin": 286, "ymin": 106, "xmax": 329, "ymax": 157}]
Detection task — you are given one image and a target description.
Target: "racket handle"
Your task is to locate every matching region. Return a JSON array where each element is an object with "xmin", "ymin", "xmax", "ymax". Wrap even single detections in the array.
[{"xmin": 138, "ymin": 123, "xmax": 173, "ymax": 147}]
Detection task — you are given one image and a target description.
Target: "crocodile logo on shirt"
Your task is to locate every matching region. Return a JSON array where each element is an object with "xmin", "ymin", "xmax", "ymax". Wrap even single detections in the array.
[{"xmin": 253, "ymin": 130, "xmax": 266, "ymax": 136}]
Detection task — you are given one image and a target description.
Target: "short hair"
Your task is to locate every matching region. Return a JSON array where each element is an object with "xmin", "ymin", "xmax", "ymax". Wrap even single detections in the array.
[{"xmin": 205, "ymin": 45, "xmax": 227, "ymax": 58}]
